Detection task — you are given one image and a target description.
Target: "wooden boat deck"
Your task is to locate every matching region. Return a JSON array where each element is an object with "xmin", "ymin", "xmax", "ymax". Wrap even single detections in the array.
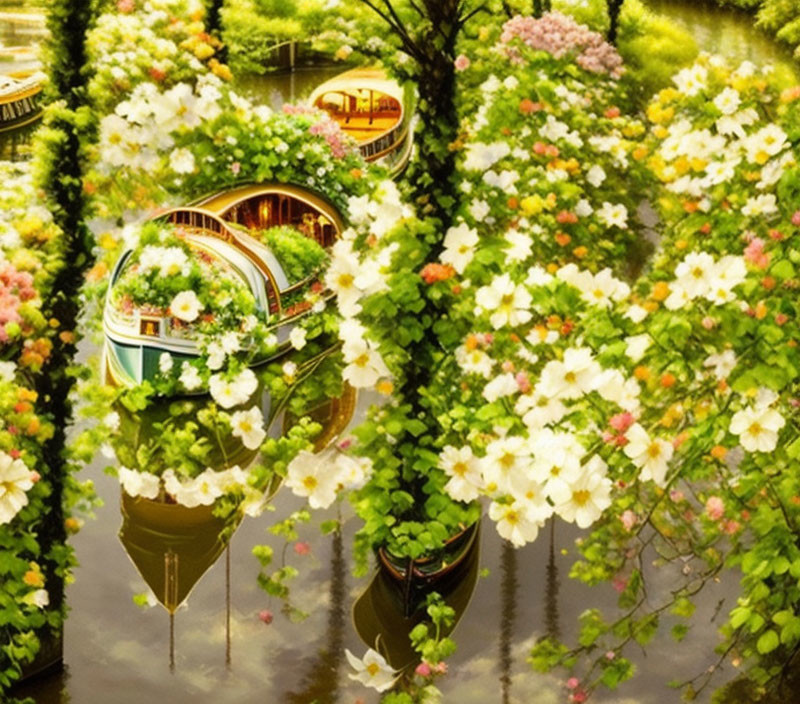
[{"xmin": 332, "ymin": 115, "xmax": 402, "ymax": 142}]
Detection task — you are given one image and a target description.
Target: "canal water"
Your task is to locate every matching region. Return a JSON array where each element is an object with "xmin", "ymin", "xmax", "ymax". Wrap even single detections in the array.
[{"xmin": 5, "ymin": 4, "xmax": 800, "ymax": 703}]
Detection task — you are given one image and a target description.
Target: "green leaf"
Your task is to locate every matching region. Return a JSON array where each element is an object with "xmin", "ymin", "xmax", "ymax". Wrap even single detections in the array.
[{"xmin": 756, "ymin": 629, "xmax": 780, "ymax": 654}]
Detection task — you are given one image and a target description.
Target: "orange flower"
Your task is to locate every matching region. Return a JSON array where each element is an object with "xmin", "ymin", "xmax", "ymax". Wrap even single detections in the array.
[
  {"xmin": 555, "ymin": 232, "xmax": 571, "ymax": 247},
  {"xmin": 420, "ymin": 263, "xmax": 455, "ymax": 284},
  {"xmin": 572, "ymin": 246, "xmax": 588, "ymax": 259},
  {"xmin": 507, "ymin": 196, "xmax": 519, "ymax": 210},
  {"xmin": 376, "ymin": 380, "xmax": 394, "ymax": 395},
  {"xmin": 634, "ymin": 366, "xmax": 650, "ymax": 381},
  {"xmin": 660, "ymin": 373, "xmax": 676, "ymax": 388},
  {"xmin": 23, "ymin": 568, "xmax": 44, "ymax": 588},
  {"xmin": 711, "ymin": 445, "xmax": 727, "ymax": 460},
  {"xmin": 651, "ymin": 281, "xmax": 670, "ymax": 301}
]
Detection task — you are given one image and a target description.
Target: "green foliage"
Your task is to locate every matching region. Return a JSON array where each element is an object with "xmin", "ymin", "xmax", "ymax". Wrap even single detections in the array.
[{"xmin": 259, "ymin": 226, "xmax": 329, "ymax": 285}]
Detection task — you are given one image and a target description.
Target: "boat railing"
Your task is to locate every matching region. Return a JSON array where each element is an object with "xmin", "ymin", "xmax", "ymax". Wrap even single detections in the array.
[
  {"xmin": 360, "ymin": 120, "xmax": 409, "ymax": 162},
  {"xmin": 157, "ymin": 207, "xmax": 284, "ymax": 318}
]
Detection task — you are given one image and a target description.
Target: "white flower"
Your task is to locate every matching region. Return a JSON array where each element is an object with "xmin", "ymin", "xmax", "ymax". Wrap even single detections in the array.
[
  {"xmin": 742, "ymin": 194, "xmax": 778, "ymax": 217},
  {"xmin": 482, "ymin": 435, "xmax": 531, "ymax": 495},
  {"xmin": 230, "ymin": 406, "xmax": 266, "ymax": 450},
  {"xmin": 206, "ymin": 341, "xmax": 226, "ymax": 371},
  {"xmin": 469, "ymin": 199, "xmax": 490, "ymax": 221},
  {"xmin": 586, "ymin": 164, "xmax": 606, "ymax": 187},
  {"xmin": 439, "ymin": 445, "xmax": 483, "ymax": 503},
  {"xmin": 103, "ymin": 411, "xmax": 121, "ymax": 432},
  {"xmin": 342, "ymin": 339, "xmax": 390, "ymax": 388},
  {"xmin": 536, "ymin": 348, "xmax": 601, "ymax": 400},
  {"xmin": 23, "ymin": 589, "xmax": 49, "ymax": 609},
  {"xmin": 625, "ymin": 305, "xmax": 648, "ymax": 323},
  {"xmin": 169, "ymin": 290, "xmax": 201, "ymax": 322},
  {"xmin": 209, "ymin": 368, "xmax": 258, "ymax": 409},
  {"xmin": 482, "ymin": 373, "xmax": 519, "ymax": 402},
  {"xmin": 0, "ymin": 452, "xmax": 35, "ymax": 524},
  {"xmin": 163, "ymin": 469, "xmax": 223, "ymax": 508},
  {"xmin": 674, "ymin": 251, "xmax": 716, "ymax": 299},
  {"xmin": 289, "ymin": 327, "xmax": 307, "ymax": 351},
  {"xmin": 623, "ymin": 424, "xmax": 673, "ymax": 486},
  {"xmin": 168, "ymin": 147, "xmax": 196, "ymax": 174},
  {"xmin": 441, "ymin": 222, "xmax": 478, "ymax": 274},
  {"xmin": 504, "ymin": 229, "xmax": 533, "ymax": 262},
  {"xmin": 462, "ymin": 141, "xmax": 511, "ymax": 171},
  {"xmin": 158, "ymin": 353, "xmax": 173, "ymax": 375},
  {"xmin": 489, "ymin": 500, "xmax": 542, "ymax": 547},
  {"xmin": 219, "ymin": 331, "xmax": 241, "ymax": 355},
  {"xmin": 516, "ymin": 393, "xmax": 567, "ymax": 429},
  {"xmin": 0, "ymin": 360, "xmax": 16, "ymax": 382},
  {"xmin": 729, "ymin": 405, "xmax": 785, "ymax": 453},
  {"xmin": 704, "ymin": 255, "xmax": 747, "ymax": 306},
  {"xmin": 475, "ymin": 273, "xmax": 532, "ymax": 329},
  {"xmin": 549, "ymin": 457, "xmax": 612, "ymax": 528},
  {"xmin": 704, "ymin": 350, "xmax": 737, "ymax": 380},
  {"xmin": 597, "ymin": 202, "xmax": 628, "ymax": 229},
  {"xmin": 673, "ymin": 64, "xmax": 707, "ymax": 96},
  {"xmin": 179, "ymin": 362, "xmax": 203, "ymax": 391},
  {"xmin": 333, "ymin": 453, "xmax": 373, "ymax": 491},
  {"xmin": 530, "ymin": 429, "xmax": 584, "ymax": 492},
  {"xmin": 345, "ymin": 648, "xmax": 397, "ymax": 693},
  {"xmin": 743, "ymin": 124, "xmax": 788, "ymax": 165},
  {"xmin": 286, "ymin": 451, "xmax": 339, "ymax": 508},
  {"xmin": 625, "ymin": 334, "xmax": 651, "ymax": 362},
  {"xmin": 713, "ymin": 87, "xmax": 740, "ymax": 115},
  {"xmin": 512, "ymin": 475, "xmax": 555, "ymax": 524},
  {"xmin": 455, "ymin": 343, "xmax": 494, "ymax": 378},
  {"xmin": 325, "ymin": 248, "xmax": 363, "ymax": 317},
  {"xmin": 118, "ymin": 466, "xmax": 160, "ymax": 500}
]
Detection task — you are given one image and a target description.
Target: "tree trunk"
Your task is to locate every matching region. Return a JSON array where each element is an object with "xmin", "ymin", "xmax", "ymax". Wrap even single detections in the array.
[{"xmin": 607, "ymin": 0, "xmax": 625, "ymax": 46}]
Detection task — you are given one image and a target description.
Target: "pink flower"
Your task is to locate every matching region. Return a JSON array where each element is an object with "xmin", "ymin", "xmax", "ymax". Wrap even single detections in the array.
[
  {"xmin": 454, "ymin": 54, "xmax": 471, "ymax": 71},
  {"xmin": 792, "ymin": 211, "xmax": 800, "ymax": 227},
  {"xmin": 705, "ymin": 496, "xmax": 724, "ymax": 521},
  {"xmin": 701, "ymin": 317, "xmax": 716, "ymax": 330},
  {"xmin": 669, "ymin": 489, "xmax": 685, "ymax": 503},
  {"xmin": 434, "ymin": 662, "xmax": 447, "ymax": 674},
  {"xmin": 605, "ymin": 650, "xmax": 615, "ymax": 660},
  {"xmin": 612, "ymin": 575, "xmax": 627, "ymax": 593},
  {"xmin": 744, "ymin": 238, "xmax": 770, "ymax": 269},
  {"xmin": 620, "ymin": 510, "xmax": 638, "ymax": 532},
  {"xmin": 294, "ymin": 541, "xmax": 311, "ymax": 556},
  {"xmin": 566, "ymin": 677, "xmax": 580, "ymax": 690},
  {"xmin": 338, "ymin": 437, "xmax": 354, "ymax": 450},
  {"xmin": 230, "ymin": 161, "xmax": 241, "ymax": 175},
  {"xmin": 415, "ymin": 662, "xmax": 432, "ymax": 677},
  {"xmin": 117, "ymin": 0, "xmax": 135, "ymax": 12},
  {"xmin": 515, "ymin": 371, "xmax": 531, "ymax": 393},
  {"xmin": 723, "ymin": 519, "xmax": 741, "ymax": 535},
  {"xmin": 609, "ymin": 412, "xmax": 634, "ymax": 433},
  {"xmin": 258, "ymin": 609, "xmax": 273, "ymax": 624},
  {"xmin": 570, "ymin": 692, "xmax": 588, "ymax": 704}
]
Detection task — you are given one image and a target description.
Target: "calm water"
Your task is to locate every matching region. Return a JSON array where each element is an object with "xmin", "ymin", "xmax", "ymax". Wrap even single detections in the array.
[{"xmin": 10, "ymin": 5, "xmax": 800, "ymax": 703}]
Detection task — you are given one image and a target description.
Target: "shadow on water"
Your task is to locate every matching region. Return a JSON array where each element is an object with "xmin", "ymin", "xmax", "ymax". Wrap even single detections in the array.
[{"xmin": 283, "ymin": 528, "xmax": 346, "ymax": 704}]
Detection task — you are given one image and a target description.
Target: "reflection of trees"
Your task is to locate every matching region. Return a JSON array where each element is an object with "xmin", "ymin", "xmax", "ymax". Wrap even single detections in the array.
[
  {"xmin": 283, "ymin": 528, "xmax": 346, "ymax": 704},
  {"xmin": 544, "ymin": 520, "xmax": 560, "ymax": 642},
  {"xmin": 499, "ymin": 542, "xmax": 518, "ymax": 704}
]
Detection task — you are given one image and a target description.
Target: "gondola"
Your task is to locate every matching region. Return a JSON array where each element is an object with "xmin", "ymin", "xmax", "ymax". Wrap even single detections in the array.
[
  {"xmin": 102, "ymin": 182, "xmax": 343, "ymax": 389},
  {"xmin": 308, "ymin": 68, "xmax": 414, "ymax": 176},
  {"xmin": 0, "ymin": 70, "xmax": 43, "ymax": 132}
]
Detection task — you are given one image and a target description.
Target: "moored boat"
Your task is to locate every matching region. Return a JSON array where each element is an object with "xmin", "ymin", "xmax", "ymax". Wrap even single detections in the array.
[
  {"xmin": 353, "ymin": 521, "xmax": 481, "ymax": 670},
  {"xmin": 377, "ymin": 520, "xmax": 480, "ymax": 618},
  {"xmin": 308, "ymin": 68, "xmax": 413, "ymax": 175},
  {"xmin": 0, "ymin": 70, "xmax": 44, "ymax": 131},
  {"xmin": 102, "ymin": 182, "xmax": 343, "ymax": 389}
]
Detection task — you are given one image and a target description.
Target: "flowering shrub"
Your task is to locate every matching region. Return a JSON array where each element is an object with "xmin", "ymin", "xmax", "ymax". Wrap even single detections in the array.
[
  {"xmin": 86, "ymin": 0, "xmax": 232, "ymax": 116},
  {"xmin": 500, "ymin": 12, "xmax": 625, "ymax": 78},
  {"xmin": 528, "ymin": 57, "xmax": 800, "ymax": 700},
  {"xmin": 0, "ymin": 162, "xmax": 95, "ymax": 691}
]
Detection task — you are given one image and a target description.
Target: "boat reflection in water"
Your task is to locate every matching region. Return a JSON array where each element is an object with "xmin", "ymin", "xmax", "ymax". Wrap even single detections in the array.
[
  {"xmin": 353, "ymin": 521, "xmax": 481, "ymax": 673},
  {"xmin": 113, "ymin": 374, "xmax": 359, "ymax": 670}
]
